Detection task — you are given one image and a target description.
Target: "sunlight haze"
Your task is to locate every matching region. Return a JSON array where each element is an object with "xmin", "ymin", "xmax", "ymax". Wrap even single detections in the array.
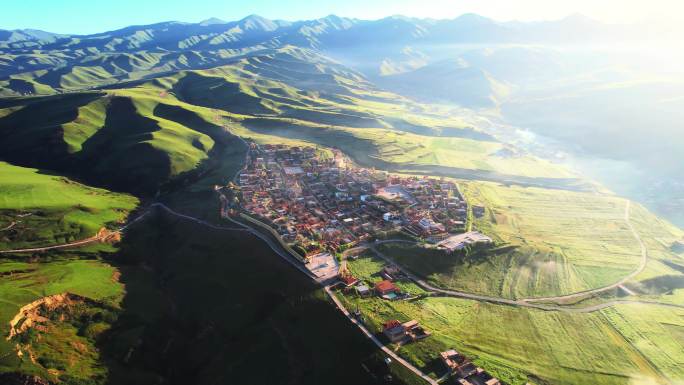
[{"xmin": 1, "ymin": 0, "xmax": 683, "ymax": 33}]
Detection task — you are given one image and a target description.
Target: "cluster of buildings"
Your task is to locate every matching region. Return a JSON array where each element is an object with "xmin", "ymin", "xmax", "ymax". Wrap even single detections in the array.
[
  {"xmin": 378, "ymin": 175, "xmax": 469, "ymax": 241},
  {"xmin": 440, "ymin": 349, "xmax": 501, "ymax": 385},
  {"xmin": 232, "ymin": 143, "xmax": 489, "ymax": 260},
  {"xmin": 230, "ymin": 143, "xmax": 503, "ymax": 383},
  {"xmin": 382, "ymin": 319, "xmax": 431, "ymax": 343},
  {"xmin": 338, "ymin": 266, "xmax": 406, "ymax": 301}
]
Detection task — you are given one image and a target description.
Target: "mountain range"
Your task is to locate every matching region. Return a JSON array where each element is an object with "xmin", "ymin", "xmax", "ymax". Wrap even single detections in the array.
[
  {"xmin": 1, "ymin": 13, "xmax": 683, "ymax": 219},
  {"xmin": 0, "ymin": 13, "xmax": 642, "ymax": 96}
]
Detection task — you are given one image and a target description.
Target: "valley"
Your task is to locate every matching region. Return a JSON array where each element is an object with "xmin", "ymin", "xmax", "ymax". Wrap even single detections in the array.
[{"xmin": 0, "ymin": 11, "xmax": 683, "ymax": 385}]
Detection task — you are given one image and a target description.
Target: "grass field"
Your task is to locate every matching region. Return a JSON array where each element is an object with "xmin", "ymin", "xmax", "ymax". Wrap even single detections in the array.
[
  {"xmin": 438, "ymin": 181, "xmax": 644, "ymax": 298},
  {"xmin": 338, "ymin": 289, "xmax": 683, "ymax": 385},
  {"xmin": 0, "ymin": 251, "xmax": 124, "ymax": 381},
  {"xmin": 1, "ymin": 42, "xmax": 682, "ymax": 385},
  {"xmin": 625, "ymin": 204, "xmax": 684, "ymax": 304},
  {"xmin": 0, "ymin": 162, "xmax": 138, "ymax": 249}
]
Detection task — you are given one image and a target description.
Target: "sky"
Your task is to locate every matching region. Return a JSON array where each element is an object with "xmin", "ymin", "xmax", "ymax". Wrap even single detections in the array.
[{"xmin": 2, "ymin": 0, "xmax": 684, "ymax": 34}]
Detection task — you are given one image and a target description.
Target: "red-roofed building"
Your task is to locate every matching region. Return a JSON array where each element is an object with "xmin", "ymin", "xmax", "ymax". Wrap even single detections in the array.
[
  {"xmin": 340, "ymin": 275, "xmax": 359, "ymax": 287},
  {"xmin": 374, "ymin": 280, "xmax": 399, "ymax": 296}
]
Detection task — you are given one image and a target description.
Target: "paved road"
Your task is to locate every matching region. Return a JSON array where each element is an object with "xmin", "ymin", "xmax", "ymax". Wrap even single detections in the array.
[
  {"xmin": 324, "ymin": 286, "xmax": 438, "ymax": 385},
  {"xmin": 0, "ymin": 202, "xmax": 249, "ymax": 254}
]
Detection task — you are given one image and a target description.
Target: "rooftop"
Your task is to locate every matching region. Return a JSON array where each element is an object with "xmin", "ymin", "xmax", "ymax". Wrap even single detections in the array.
[{"xmin": 375, "ymin": 280, "xmax": 398, "ymax": 292}]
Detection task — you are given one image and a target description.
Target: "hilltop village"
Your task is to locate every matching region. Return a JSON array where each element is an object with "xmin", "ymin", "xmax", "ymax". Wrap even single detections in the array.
[
  {"xmin": 226, "ymin": 143, "xmax": 491, "ymax": 260},
  {"xmin": 220, "ymin": 143, "xmax": 499, "ymax": 384}
]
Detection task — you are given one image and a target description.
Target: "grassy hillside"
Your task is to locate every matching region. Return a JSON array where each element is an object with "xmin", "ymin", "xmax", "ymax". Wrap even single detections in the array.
[
  {"xmin": 1, "ymin": 30, "xmax": 682, "ymax": 385},
  {"xmin": 0, "ymin": 162, "xmax": 138, "ymax": 250},
  {"xmin": 0, "ymin": 248, "xmax": 125, "ymax": 382},
  {"xmin": 371, "ymin": 180, "xmax": 683, "ymax": 300},
  {"xmin": 0, "ymin": 90, "xmax": 223, "ymax": 195},
  {"xmin": 0, "ymin": 47, "xmax": 586, "ymax": 194},
  {"xmin": 623, "ymin": 203, "xmax": 684, "ymax": 304},
  {"xmin": 458, "ymin": 182, "xmax": 642, "ymax": 297},
  {"xmin": 338, "ymin": 287, "xmax": 683, "ymax": 385}
]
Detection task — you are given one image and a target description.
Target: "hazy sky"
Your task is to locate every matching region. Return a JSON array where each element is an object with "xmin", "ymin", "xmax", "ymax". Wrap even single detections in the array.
[{"xmin": 2, "ymin": 0, "xmax": 683, "ymax": 34}]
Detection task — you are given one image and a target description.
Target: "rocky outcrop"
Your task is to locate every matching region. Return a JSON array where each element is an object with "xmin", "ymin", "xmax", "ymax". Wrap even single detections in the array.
[{"xmin": 7, "ymin": 293, "xmax": 89, "ymax": 340}]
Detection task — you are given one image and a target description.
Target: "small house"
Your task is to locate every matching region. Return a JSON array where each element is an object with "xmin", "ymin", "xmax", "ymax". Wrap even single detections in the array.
[
  {"xmin": 382, "ymin": 320, "xmax": 407, "ymax": 343},
  {"xmin": 356, "ymin": 284, "xmax": 371, "ymax": 297},
  {"xmin": 440, "ymin": 349, "xmax": 468, "ymax": 374},
  {"xmin": 340, "ymin": 275, "xmax": 359, "ymax": 287},
  {"xmin": 374, "ymin": 280, "xmax": 399, "ymax": 297}
]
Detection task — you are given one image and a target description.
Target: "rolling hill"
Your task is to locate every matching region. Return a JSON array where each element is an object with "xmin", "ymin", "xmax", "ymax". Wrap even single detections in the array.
[{"xmin": 0, "ymin": 13, "xmax": 683, "ymax": 385}]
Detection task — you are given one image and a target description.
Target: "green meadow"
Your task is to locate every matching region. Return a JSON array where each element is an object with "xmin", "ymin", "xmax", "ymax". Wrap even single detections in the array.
[
  {"xmin": 0, "ymin": 252, "xmax": 124, "ymax": 381},
  {"xmin": 0, "ymin": 162, "xmax": 138, "ymax": 249},
  {"xmin": 371, "ymin": 181, "xmax": 648, "ymax": 299},
  {"xmin": 0, "ymin": 41, "xmax": 682, "ymax": 385},
  {"xmin": 338, "ymin": 285, "xmax": 683, "ymax": 385}
]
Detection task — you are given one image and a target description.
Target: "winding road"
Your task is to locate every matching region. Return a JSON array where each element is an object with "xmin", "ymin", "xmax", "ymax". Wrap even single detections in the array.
[
  {"xmin": 521, "ymin": 201, "xmax": 649, "ymax": 303},
  {"xmin": 363, "ymin": 200, "xmax": 678, "ymax": 313},
  {"xmin": 369, "ymin": 243, "xmax": 683, "ymax": 313},
  {"xmin": 2, "ymin": 190, "xmax": 676, "ymax": 314}
]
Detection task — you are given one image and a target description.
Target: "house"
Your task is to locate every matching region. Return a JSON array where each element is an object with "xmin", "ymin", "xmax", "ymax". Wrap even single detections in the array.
[
  {"xmin": 382, "ymin": 319, "xmax": 429, "ymax": 343},
  {"xmin": 403, "ymin": 320, "xmax": 430, "ymax": 340},
  {"xmin": 374, "ymin": 280, "xmax": 399, "ymax": 297},
  {"xmin": 473, "ymin": 206, "xmax": 486, "ymax": 218},
  {"xmin": 382, "ymin": 320, "xmax": 407, "ymax": 343},
  {"xmin": 283, "ymin": 166, "xmax": 304, "ymax": 175},
  {"xmin": 459, "ymin": 369, "xmax": 501, "ymax": 385},
  {"xmin": 440, "ymin": 349, "xmax": 468, "ymax": 373},
  {"xmin": 452, "ymin": 362, "xmax": 477, "ymax": 379},
  {"xmin": 356, "ymin": 284, "xmax": 371, "ymax": 297},
  {"xmin": 340, "ymin": 275, "xmax": 359, "ymax": 287}
]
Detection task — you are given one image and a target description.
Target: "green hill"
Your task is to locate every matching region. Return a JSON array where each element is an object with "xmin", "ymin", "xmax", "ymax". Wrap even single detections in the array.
[
  {"xmin": 1, "ymin": 19, "xmax": 682, "ymax": 385},
  {"xmin": 0, "ymin": 161, "xmax": 137, "ymax": 249}
]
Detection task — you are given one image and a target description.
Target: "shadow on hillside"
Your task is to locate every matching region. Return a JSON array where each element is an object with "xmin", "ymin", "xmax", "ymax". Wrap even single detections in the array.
[
  {"xmin": 0, "ymin": 92, "xmax": 103, "ymax": 170},
  {"xmin": 170, "ymin": 72, "xmax": 275, "ymax": 115},
  {"xmin": 80, "ymin": 96, "xmax": 171, "ymax": 196},
  {"xmin": 99, "ymin": 208, "xmax": 404, "ymax": 385}
]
